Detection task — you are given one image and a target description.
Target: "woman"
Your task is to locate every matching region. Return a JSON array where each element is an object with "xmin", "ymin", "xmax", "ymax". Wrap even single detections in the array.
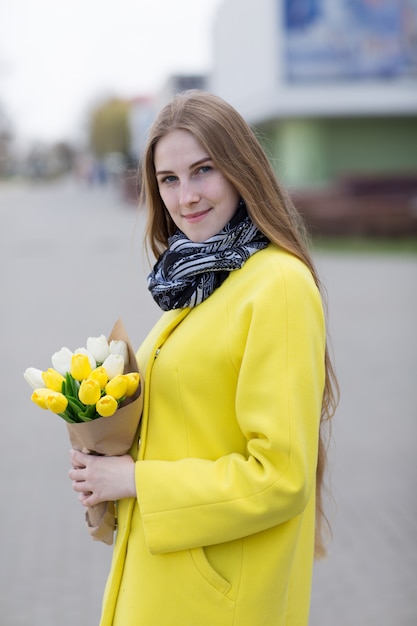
[{"xmin": 69, "ymin": 90, "xmax": 338, "ymax": 626}]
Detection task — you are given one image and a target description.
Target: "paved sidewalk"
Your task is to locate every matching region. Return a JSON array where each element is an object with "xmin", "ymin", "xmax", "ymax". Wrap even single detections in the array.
[
  {"xmin": 310, "ymin": 252, "xmax": 417, "ymax": 626},
  {"xmin": 1, "ymin": 180, "xmax": 416, "ymax": 625}
]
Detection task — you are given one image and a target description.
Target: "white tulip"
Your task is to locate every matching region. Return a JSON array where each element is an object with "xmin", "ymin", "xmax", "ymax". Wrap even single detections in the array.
[
  {"xmin": 109, "ymin": 340, "xmax": 129, "ymax": 363},
  {"xmin": 86, "ymin": 334, "xmax": 110, "ymax": 364},
  {"xmin": 51, "ymin": 347, "xmax": 73, "ymax": 376},
  {"xmin": 74, "ymin": 347, "xmax": 96, "ymax": 370},
  {"xmin": 24, "ymin": 367, "xmax": 45, "ymax": 390},
  {"xmin": 102, "ymin": 353, "xmax": 125, "ymax": 379}
]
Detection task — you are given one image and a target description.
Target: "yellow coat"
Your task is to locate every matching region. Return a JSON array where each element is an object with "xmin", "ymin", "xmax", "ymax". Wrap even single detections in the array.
[{"xmin": 100, "ymin": 245, "xmax": 326, "ymax": 626}]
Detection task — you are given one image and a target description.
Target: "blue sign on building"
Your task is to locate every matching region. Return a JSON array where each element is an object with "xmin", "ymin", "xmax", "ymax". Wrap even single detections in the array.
[{"xmin": 283, "ymin": 0, "xmax": 417, "ymax": 82}]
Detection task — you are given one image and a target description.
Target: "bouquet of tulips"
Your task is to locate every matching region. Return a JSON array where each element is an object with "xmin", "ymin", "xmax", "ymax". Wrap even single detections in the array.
[{"xmin": 24, "ymin": 319, "xmax": 143, "ymax": 545}]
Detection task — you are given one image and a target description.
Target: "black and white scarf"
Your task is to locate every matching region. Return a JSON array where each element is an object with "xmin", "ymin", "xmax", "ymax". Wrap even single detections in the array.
[{"xmin": 147, "ymin": 203, "xmax": 269, "ymax": 311}]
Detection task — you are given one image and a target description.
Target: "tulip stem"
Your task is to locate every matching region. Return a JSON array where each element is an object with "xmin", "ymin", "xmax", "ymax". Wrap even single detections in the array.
[{"xmin": 58, "ymin": 411, "xmax": 77, "ymax": 424}]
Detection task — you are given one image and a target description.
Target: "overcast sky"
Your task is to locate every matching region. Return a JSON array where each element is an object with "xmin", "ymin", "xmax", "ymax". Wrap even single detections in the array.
[{"xmin": 0, "ymin": 0, "xmax": 223, "ymax": 144}]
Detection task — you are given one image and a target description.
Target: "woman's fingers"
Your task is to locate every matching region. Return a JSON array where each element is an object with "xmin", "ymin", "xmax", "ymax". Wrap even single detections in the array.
[
  {"xmin": 68, "ymin": 452, "xmax": 136, "ymax": 506},
  {"xmin": 69, "ymin": 448, "xmax": 88, "ymax": 468}
]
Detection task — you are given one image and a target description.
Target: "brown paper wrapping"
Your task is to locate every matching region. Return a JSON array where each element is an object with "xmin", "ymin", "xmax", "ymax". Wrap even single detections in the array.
[{"xmin": 67, "ymin": 319, "xmax": 143, "ymax": 545}]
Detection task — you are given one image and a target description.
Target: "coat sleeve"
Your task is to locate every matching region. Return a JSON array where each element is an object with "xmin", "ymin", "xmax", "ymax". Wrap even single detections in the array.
[{"xmin": 135, "ymin": 252, "xmax": 326, "ymax": 554}]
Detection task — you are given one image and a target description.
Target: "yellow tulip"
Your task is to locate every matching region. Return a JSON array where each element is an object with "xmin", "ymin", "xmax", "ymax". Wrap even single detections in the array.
[
  {"xmin": 89, "ymin": 366, "xmax": 108, "ymax": 389},
  {"xmin": 42, "ymin": 368, "xmax": 65, "ymax": 392},
  {"xmin": 31, "ymin": 388, "xmax": 68, "ymax": 414},
  {"xmin": 31, "ymin": 388, "xmax": 51, "ymax": 409},
  {"xmin": 71, "ymin": 353, "xmax": 92, "ymax": 381},
  {"xmin": 78, "ymin": 378, "xmax": 101, "ymax": 405},
  {"xmin": 125, "ymin": 372, "xmax": 140, "ymax": 397},
  {"xmin": 96, "ymin": 395, "xmax": 118, "ymax": 417},
  {"xmin": 46, "ymin": 391, "xmax": 68, "ymax": 414},
  {"xmin": 105, "ymin": 375, "xmax": 128, "ymax": 400}
]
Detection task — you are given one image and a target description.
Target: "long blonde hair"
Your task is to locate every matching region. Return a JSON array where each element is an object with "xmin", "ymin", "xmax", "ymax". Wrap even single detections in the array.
[{"xmin": 140, "ymin": 90, "xmax": 338, "ymax": 557}]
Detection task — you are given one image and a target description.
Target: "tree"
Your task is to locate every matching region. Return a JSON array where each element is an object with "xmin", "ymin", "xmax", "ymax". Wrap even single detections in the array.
[{"xmin": 89, "ymin": 98, "xmax": 131, "ymax": 158}]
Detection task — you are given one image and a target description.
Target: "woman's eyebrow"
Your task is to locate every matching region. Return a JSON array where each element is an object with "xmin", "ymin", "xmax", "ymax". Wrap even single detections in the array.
[
  {"xmin": 156, "ymin": 156, "xmax": 212, "ymax": 177},
  {"xmin": 189, "ymin": 156, "xmax": 212, "ymax": 169}
]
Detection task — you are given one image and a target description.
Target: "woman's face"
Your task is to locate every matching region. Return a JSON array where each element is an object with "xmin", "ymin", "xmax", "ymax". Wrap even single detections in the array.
[{"xmin": 154, "ymin": 129, "xmax": 240, "ymax": 243}]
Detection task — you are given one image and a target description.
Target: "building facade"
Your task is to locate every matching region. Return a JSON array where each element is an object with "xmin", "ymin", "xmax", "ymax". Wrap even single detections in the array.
[{"xmin": 209, "ymin": 0, "xmax": 417, "ymax": 190}]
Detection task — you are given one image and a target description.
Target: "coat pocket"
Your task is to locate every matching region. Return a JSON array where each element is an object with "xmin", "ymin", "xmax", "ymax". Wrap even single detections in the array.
[{"xmin": 190, "ymin": 547, "xmax": 232, "ymax": 596}]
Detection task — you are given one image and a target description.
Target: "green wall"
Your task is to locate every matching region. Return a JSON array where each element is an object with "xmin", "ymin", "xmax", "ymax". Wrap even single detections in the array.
[{"xmin": 257, "ymin": 116, "xmax": 417, "ymax": 188}]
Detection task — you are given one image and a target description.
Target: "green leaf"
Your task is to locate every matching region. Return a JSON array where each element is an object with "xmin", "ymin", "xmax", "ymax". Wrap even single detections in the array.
[
  {"xmin": 86, "ymin": 404, "xmax": 98, "ymax": 418},
  {"xmin": 77, "ymin": 404, "xmax": 98, "ymax": 422},
  {"xmin": 76, "ymin": 413, "xmax": 94, "ymax": 423},
  {"xmin": 66, "ymin": 396, "xmax": 86, "ymax": 415},
  {"xmin": 65, "ymin": 373, "xmax": 80, "ymax": 398},
  {"xmin": 58, "ymin": 410, "xmax": 77, "ymax": 424}
]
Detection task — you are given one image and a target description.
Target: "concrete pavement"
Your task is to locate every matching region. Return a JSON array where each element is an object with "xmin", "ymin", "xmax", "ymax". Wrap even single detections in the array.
[{"xmin": 1, "ymin": 179, "xmax": 416, "ymax": 625}]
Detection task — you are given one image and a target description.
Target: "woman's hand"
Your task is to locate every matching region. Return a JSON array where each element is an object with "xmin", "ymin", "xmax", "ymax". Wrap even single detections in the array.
[{"xmin": 69, "ymin": 449, "xmax": 136, "ymax": 507}]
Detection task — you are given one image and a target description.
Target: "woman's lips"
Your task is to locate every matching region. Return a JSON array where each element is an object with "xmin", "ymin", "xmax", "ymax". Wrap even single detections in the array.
[{"xmin": 183, "ymin": 208, "xmax": 212, "ymax": 223}]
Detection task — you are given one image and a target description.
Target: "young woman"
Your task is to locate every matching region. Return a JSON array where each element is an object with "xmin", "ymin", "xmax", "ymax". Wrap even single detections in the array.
[{"xmin": 69, "ymin": 90, "xmax": 338, "ymax": 626}]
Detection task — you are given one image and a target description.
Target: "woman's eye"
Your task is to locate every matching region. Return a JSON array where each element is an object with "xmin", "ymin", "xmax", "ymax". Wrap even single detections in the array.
[
  {"xmin": 197, "ymin": 165, "xmax": 212, "ymax": 174},
  {"xmin": 160, "ymin": 175, "xmax": 177, "ymax": 184}
]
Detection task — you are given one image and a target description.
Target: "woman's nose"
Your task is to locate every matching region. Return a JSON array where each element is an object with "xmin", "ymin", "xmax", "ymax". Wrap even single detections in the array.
[{"xmin": 179, "ymin": 181, "xmax": 199, "ymax": 206}]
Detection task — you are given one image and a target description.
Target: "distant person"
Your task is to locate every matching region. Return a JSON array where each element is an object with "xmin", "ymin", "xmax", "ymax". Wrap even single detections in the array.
[{"xmin": 69, "ymin": 90, "xmax": 338, "ymax": 626}]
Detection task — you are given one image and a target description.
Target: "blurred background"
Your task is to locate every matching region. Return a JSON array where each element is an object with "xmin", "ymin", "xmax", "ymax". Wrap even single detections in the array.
[
  {"xmin": 1, "ymin": 0, "xmax": 417, "ymax": 235},
  {"xmin": 1, "ymin": 1, "xmax": 416, "ymax": 625}
]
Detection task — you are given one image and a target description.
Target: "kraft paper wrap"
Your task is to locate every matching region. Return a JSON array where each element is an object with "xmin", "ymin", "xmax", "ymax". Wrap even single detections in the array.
[{"xmin": 67, "ymin": 319, "xmax": 143, "ymax": 545}]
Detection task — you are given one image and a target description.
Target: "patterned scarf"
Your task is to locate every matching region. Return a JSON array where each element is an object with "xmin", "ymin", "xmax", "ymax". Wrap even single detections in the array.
[{"xmin": 147, "ymin": 203, "xmax": 269, "ymax": 311}]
